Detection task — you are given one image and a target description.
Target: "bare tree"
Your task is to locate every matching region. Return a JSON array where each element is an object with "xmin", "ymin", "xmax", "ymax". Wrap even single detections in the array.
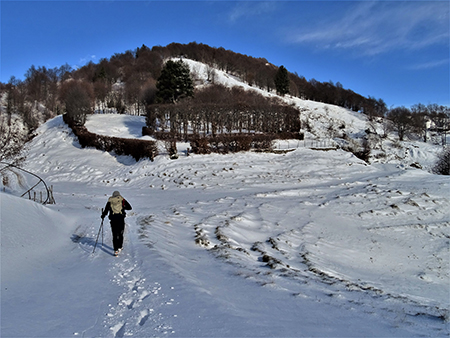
[
  {"xmin": 0, "ymin": 111, "xmax": 27, "ymax": 162},
  {"xmin": 386, "ymin": 106, "xmax": 412, "ymax": 141},
  {"xmin": 59, "ymin": 80, "xmax": 94, "ymax": 125},
  {"xmin": 410, "ymin": 103, "xmax": 429, "ymax": 142},
  {"xmin": 428, "ymin": 104, "xmax": 449, "ymax": 145}
]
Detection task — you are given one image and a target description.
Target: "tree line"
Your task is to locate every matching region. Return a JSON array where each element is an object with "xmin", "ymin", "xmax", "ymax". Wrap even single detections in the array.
[
  {"xmin": 144, "ymin": 42, "xmax": 389, "ymax": 116},
  {"xmin": 0, "ymin": 42, "xmax": 448, "ymax": 158},
  {"xmin": 145, "ymin": 84, "xmax": 301, "ymax": 139},
  {"xmin": 142, "ymin": 60, "xmax": 301, "ymax": 156},
  {"xmin": 1, "ymin": 42, "xmax": 387, "ymax": 124},
  {"xmin": 386, "ymin": 103, "xmax": 449, "ymax": 144}
]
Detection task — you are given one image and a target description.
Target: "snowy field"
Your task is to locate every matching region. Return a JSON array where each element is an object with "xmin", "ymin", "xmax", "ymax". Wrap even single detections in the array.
[{"xmin": 1, "ymin": 111, "xmax": 449, "ymax": 337}]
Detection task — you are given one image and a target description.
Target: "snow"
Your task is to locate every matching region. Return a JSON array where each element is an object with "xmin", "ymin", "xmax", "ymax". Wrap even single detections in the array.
[
  {"xmin": 2, "ymin": 59, "xmax": 450, "ymax": 337},
  {"xmin": 85, "ymin": 115, "xmax": 153, "ymax": 141},
  {"xmin": 1, "ymin": 193, "xmax": 72, "ymax": 280},
  {"xmin": 2, "ymin": 114, "xmax": 449, "ymax": 337}
]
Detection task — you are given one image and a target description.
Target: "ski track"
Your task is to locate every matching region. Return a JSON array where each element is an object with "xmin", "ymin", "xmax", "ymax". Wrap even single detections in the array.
[
  {"xmin": 102, "ymin": 216, "xmax": 175, "ymax": 337},
  {"xmin": 71, "ymin": 213, "xmax": 176, "ymax": 337},
  {"xmin": 69, "ymin": 148, "xmax": 449, "ymax": 336},
  {"xmin": 10, "ymin": 114, "xmax": 449, "ymax": 337},
  {"xmin": 136, "ymin": 159, "xmax": 450, "ymax": 331}
]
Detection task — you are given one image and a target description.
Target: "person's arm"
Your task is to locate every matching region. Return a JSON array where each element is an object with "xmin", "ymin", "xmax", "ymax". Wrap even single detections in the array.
[
  {"xmin": 123, "ymin": 199, "xmax": 132, "ymax": 211},
  {"xmin": 101, "ymin": 202, "xmax": 111, "ymax": 219}
]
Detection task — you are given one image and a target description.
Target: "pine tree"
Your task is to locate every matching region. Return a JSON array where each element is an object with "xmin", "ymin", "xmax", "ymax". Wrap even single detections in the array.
[
  {"xmin": 274, "ymin": 65, "xmax": 289, "ymax": 96},
  {"xmin": 156, "ymin": 60, "xmax": 194, "ymax": 103}
]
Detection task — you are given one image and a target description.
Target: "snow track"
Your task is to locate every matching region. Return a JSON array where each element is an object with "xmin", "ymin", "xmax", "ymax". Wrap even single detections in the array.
[
  {"xmin": 99, "ymin": 217, "xmax": 175, "ymax": 337},
  {"xmin": 3, "ymin": 114, "xmax": 449, "ymax": 337},
  {"xmin": 136, "ymin": 158, "xmax": 450, "ymax": 330},
  {"xmin": 69, "ymin": 212, "xmax": 177, "ymax": 337}
]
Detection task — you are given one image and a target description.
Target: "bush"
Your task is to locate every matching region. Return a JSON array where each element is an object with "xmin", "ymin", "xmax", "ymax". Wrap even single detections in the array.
[
  {"xmin": 432, "ymin": 147, "xmax": 450, "ymax": 175},
  {"xmin": 209, "ymin": 134, "xmax": 253, "ymax": 153},
  {"xmin": 252, "ymin": 134, "xmax": 274, "ymax": 151},
  {"xmin": 353, "ymin": 138, "xmax": 371, "ymax": 162},
  {"xmin": 64, "ymin": 114, "xmax": 158, "ymax": 161},
  {"xmin": 142, "ymin": 126, "xmax": 152, "ymax": 137},
  {"xmin": 340, "ymin": 137, "xmax": 371, "ymax": 163},
  {"xmin": 189, "ymin": 133, "xmax": 276, "ymax": 154},
  {"xmin": 190, "ymin": 137, "xmax": 211, "ymax": 154}
]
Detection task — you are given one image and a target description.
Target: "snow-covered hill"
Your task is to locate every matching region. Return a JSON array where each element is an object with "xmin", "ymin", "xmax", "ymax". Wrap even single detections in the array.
[
  {"xmin": 183, "ymin": 58, "xmax": 444, "ymax": 171},
  {"xmin": 2, "ymin": 58, "xmax": 449, "ymax": 337},
  {"xmin": 1, "ymin": 110, "xmax": 449, "ymax": 337},
  {"xmin": 186, "ymin": 58, "xmax": 368, "ymax": 137}
]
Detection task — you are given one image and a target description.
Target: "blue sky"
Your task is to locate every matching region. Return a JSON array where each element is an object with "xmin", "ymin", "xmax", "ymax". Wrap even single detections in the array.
[{"xmin": 1, "ymin": 1, "xmax": 449, "ymax": 108}]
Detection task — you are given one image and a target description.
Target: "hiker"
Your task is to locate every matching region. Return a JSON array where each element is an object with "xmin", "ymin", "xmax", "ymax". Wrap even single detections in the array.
[{"xmin": 101, "ymin": 191, "xmax": 132, "ymax": 256}]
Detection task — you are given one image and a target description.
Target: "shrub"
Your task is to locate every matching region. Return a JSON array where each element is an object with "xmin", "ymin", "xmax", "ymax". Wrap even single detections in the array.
[
  {"xmin": 353, "ymin": 138, "xmax": 371, "ymax": 162},
  {"xmin": 252, "ymin": 134, "xmax": 274, "ymax": 151},
  {"xmin": 190, "ymin": 137, "xmax": 211, "ymax": 154},
  {"xmin": 340, "ymin": 137, "xmax": 371, "ymax": 163},
  {"xmin": 142, "ymin": 126, "xmax": 152, "ymax": 137},
  {"xmin": 189, "ymin": 133, "xmax": 276, "ymax": 154},
  {"xmin": 432, "ymin": 147, "xmax": 450, "ymax": 175}
]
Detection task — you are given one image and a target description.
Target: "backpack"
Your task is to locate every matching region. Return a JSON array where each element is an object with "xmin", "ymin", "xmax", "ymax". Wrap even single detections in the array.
[{"xmin": 108, "ymin": 196, "xmax": 124, "ymax": 215}]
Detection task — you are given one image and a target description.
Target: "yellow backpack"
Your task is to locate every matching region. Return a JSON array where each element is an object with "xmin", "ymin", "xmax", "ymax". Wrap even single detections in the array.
[{"xmin": 108, "ymin": 196, "xmax": 124, "ymax": 215}]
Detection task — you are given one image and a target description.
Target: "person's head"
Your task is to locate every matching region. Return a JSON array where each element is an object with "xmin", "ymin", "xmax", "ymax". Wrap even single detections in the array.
[{"xmin": 112, "ymin": 191, "xmax": 120, "ymax": 197}]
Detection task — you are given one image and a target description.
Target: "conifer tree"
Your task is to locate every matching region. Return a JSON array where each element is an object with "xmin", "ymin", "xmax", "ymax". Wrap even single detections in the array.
[
  {"xmin": 156, "ymin": 60, "xmax": 193, "ymax": 103},
  {"xmin": 274, "ymin": 65, "xmax": 289, "ymax": 96}
]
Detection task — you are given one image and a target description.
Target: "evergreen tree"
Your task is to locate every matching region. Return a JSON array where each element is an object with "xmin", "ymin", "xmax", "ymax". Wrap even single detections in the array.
[
  {"xmin": 156, "ymin": 60, "xmax": 194, "ymax": 103},
  {"xmin": 274, "ymin": 65, "xmax": 289, "ymax": 96}
]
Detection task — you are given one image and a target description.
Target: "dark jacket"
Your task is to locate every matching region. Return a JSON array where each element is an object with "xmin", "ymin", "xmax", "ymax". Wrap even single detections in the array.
[{"xmin": 102, "ymin": 196, "xmax": 132, "ymax": 220}]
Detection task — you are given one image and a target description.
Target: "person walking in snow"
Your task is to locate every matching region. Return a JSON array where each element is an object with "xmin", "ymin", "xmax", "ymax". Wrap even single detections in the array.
[{"xmin": 101, "ymin": 191, "xmax": 132, "ymax": 256}]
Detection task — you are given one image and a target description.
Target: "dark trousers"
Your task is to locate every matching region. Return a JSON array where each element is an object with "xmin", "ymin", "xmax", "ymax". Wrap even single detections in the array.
[{"xmin": 110, "ymin": 214, "xmax": 125, "ymax": 251}]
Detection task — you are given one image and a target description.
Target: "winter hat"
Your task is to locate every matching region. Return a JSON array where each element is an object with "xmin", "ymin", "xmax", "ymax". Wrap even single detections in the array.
[{"xmin": 112, "ymin": 191, "xmax": 121, "ymax": 197}]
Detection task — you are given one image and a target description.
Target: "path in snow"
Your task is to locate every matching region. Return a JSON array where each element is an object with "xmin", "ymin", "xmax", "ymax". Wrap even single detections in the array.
[
  {"xmin": 72, "ymin": 211, "xmax": 176, "ymax": 337},
  {"xmin": 3, "ymin": 114, "xmax": 448, "ymax": 337}
]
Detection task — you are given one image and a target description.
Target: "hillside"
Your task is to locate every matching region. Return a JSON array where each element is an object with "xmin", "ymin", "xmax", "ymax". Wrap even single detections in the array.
[
  {"xmin": 137, "ymin": 58, "xmax": 444, "ymax": 171},
  {"xmin": 1, "ymin": 58, "xmax": 449, "ymax": 337},
  {"xmin": 2, "ymin": 99, "xmax": 450, "ymax": 337}
]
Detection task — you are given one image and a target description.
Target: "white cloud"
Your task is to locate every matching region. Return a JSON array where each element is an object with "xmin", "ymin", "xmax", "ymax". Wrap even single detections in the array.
[
  {"xmin": 228, "ymin": 1, "xmax": 277, "ymax": 23},
  {"xmin": 287, "ymin": 1, "xmax": 449, "ymax": 57},
  {"xmin": 79, "ymin": 54, "xmax": 97, "ymax": 65},
  {"xmin": 408, "ymin": 58, "xmax": 449, "ymax": 70}
]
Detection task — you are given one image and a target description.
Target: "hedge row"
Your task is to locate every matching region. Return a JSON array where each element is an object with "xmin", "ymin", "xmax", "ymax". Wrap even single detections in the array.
[
  {"xmin": 189, "ymin": 132, "xmax": 303, "ymax": 154},
  {"xmin": 64, "ymin": 114, "xmax": 158, "ymax": 161}
]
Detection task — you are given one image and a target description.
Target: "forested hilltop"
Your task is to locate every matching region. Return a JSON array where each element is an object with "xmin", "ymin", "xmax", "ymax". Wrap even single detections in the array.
[
  {"xmin": 1, "ymin": 42, "xmax": 449, "ymax": 170},
  {"xmin": 2, "ymin": 42, "xmax": 388, "ymax": 118}
]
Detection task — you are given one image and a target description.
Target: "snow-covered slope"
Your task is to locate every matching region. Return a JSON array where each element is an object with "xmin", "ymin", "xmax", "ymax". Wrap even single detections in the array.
[
  {"xmin": 185, "ymin": 58, "xmax": 369, "ymax": 139},
  {"xmin": 1, "ymin": 113, "xmax": 449, "ymax": 337},
  {"xmin": 183, "ymin": 58, "xmax": 444, "ymax": 171},
  {"xmin": 1, "ymin": 192, "xmax": 72, "ymax": 280}
]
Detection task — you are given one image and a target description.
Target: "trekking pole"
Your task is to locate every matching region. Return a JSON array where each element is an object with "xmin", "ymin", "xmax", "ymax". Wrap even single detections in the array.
[
  {"xmin": 101, "ymin": 207, "xmax": 104, "ymax": 248},
  {"xmin": 93, "ymin": 209, "xmax": 104, "ymax": 254}
]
